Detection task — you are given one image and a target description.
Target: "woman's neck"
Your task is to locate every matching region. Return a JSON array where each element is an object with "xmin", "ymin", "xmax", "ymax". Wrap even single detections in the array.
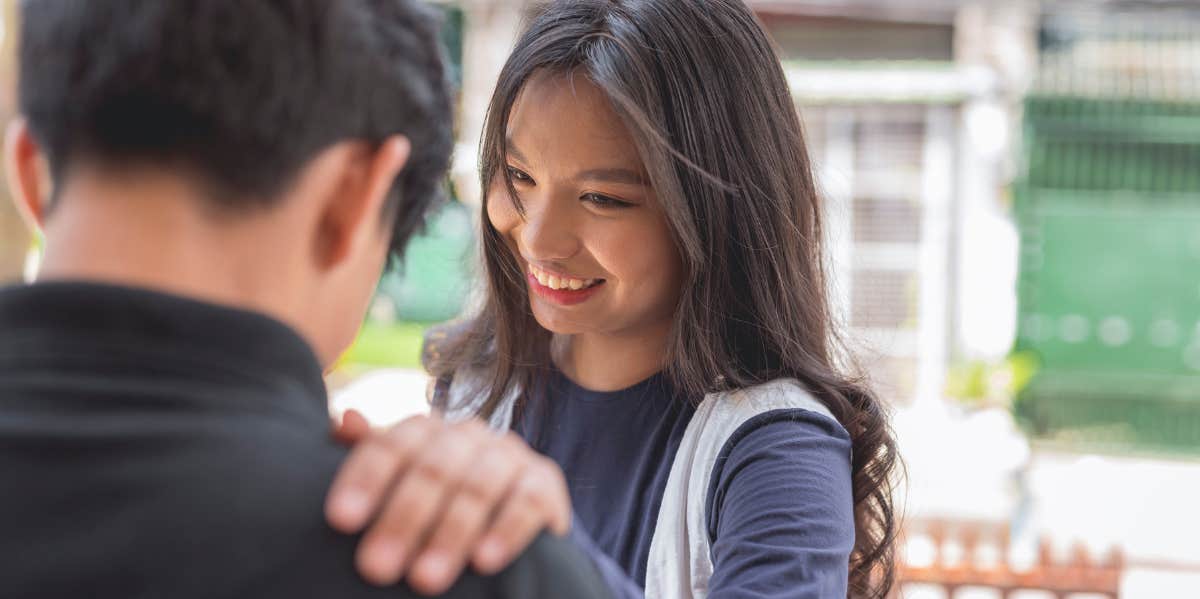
[{"xmin": 554, "ymin": 322, "xmax": 671, "ymax": 392}]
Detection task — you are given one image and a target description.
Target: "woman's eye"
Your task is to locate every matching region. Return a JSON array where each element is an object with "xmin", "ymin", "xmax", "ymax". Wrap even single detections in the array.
[
  {"xmin": 506, "ymin": 166, "xmax": 533, "ymax": 184},
  {"xmin": 581, "ymin": 193, "xmax": 633, "ymax": 209}
]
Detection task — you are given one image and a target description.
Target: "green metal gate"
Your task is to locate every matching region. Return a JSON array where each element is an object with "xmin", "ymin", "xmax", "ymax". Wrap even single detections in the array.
[{"xmin": 1014, "ymin": 13, "xmax": 1200, "ymax": 453}]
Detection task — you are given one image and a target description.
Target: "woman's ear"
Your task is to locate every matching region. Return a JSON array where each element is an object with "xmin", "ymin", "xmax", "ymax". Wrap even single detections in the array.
[
  {"xmin": 313, "ymin": 136, "xmax": 411, "ymax": 270},
  {"xmin": 4, "ymin": 119, "xmax": 50, "ymax": 233}
]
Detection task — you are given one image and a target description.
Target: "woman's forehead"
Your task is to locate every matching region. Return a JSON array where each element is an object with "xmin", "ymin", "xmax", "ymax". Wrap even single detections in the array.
[{"xmin": 507, "ymin": 71, "xmax": 641, "ymax": 168}]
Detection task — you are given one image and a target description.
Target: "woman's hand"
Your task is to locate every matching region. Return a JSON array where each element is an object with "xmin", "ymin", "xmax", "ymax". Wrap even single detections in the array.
[{"xmin": 326, "ymin": 412, "xmax": 572, "ymax": 595}]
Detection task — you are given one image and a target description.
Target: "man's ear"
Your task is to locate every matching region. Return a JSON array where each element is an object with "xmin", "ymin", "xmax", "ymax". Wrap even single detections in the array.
[
  {"xmin": 313, "ymin": 136, "xmax": 411, "ymax": 270},
  {"xmin": 4, "ymin": 119, "xmax": 50, "ymax": 232}
]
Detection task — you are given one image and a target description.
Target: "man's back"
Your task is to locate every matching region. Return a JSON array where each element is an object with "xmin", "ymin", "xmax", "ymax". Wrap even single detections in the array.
[{"xmin": 0, "ymin": 282, "xmax": 609, "ymax": 598}]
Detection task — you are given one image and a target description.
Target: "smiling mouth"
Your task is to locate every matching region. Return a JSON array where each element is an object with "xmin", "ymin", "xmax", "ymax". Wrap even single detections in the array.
[{"xmin": 528, "ymin": 263, "xmax": 604, "ymax": 291}]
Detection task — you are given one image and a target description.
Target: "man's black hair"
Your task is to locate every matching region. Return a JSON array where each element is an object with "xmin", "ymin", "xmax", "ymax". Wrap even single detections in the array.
[{"xmin": 19, "ymin": 0, "xmax": 455, "ymax": 257}]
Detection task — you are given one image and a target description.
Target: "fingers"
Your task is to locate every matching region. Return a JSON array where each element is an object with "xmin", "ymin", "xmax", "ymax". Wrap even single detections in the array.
[
  {"xmin": 325, "ymin": 415, "xmax": 438, "ymax": 533},
  {"xmin": 332, "ymin": 408, "xmax": 372, "ymax": 446},
  {"xmin": 471, "ymin": 456, "xmax": 571, "ymax": 575},
  {"xmin": 334, "ymin": 416, "xmax": 573, "ymax": 594},
  {"xmin": 356, "ymin": 419, "xmax": 490, "ymax": 588},
  {"xmin": 408, "ymin": 433, "xmax": 528, "ymax": 591}
]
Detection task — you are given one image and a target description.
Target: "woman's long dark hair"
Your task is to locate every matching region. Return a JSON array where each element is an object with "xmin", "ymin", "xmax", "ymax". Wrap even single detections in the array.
[{"xmin": 428, "ymin": 1, "xmax": 900, "ymax": 596}]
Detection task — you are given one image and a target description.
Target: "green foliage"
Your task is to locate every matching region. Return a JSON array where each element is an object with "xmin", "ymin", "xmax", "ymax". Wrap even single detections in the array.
[
  {"xmin": 945, "ymin": 351, "xmax": 1040, "ymax": 407},
  {"xmin": 339, "ymin": 321, "xmax": 429, "ymax": 370}
]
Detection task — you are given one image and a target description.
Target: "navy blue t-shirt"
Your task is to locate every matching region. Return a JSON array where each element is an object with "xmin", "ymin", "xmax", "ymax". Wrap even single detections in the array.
[{"xmin": 513, "ymin": 368, "xmax": 855, "ymax": 598}]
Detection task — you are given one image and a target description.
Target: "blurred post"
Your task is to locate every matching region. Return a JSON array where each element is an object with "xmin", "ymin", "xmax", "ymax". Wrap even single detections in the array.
[
  {"xmin": 450, "ymin": 0, "xmax": 530, "ymax": 206},
  {"xmin": 0, "ymin": 0, "xmax": 30, "ymax": 284},
  {"xmin": 952, "ymin": 1, "xmax": 1037, "ymax": 362}
]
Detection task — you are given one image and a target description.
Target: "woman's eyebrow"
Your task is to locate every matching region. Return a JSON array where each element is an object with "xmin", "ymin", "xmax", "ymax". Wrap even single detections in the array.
[
  {"xmin": 507, "ymin": 137, "xmax": 646, "ymax": 186},
  {"xmin": 505, "ymin": 139, "xmax": 531, "ymax": 164},
  {"xmin": 576, "ymin": 167, "xmax": 647, "ymax": 186}
]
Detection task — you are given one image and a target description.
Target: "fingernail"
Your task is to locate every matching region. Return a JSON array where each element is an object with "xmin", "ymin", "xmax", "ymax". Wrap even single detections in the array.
[
  {"xmin": 335, "ymin": 490, "xmax": 370, "ymax": 524},
  {"xmin": 416, "ymin": 552, "xmax": 451, "ymax": 587},
  {"xmin": 476, "ymin": 539, "xmax": 505, "ymax": 571},
  {"xmin": 363, "ymin": 540, "xmax": 406, "ymax": 585}
]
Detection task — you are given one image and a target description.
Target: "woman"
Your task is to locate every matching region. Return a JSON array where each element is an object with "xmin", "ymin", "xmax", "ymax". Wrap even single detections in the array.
[{"xmin": 328, "ymin": 1, "xmax": 899, "ymax": 597}]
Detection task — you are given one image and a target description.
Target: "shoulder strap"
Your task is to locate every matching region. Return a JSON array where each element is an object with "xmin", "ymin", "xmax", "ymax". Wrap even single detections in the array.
[
  {"xmin": 435, "ymin": 366, "xmax": 519, "ymax": 431},
  {"xmin": 643, "ymin": 379, "xmax": 836, "ymax": 599}
]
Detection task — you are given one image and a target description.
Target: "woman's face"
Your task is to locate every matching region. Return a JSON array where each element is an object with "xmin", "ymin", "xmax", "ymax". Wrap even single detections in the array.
[{"xmin": 487, "ymin": 71, "xmax": 684, "ymax": 341}]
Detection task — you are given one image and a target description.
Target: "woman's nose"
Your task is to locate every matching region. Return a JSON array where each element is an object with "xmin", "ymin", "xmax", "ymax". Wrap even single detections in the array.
[{"xmin": 519, "ymin": 191, "xmax": 580, "ymax": 263}]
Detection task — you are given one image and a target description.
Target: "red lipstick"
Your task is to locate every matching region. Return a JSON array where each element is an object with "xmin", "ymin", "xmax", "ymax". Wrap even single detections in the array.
[{"xmin": 527, "ymin": 273, "xmax": 605, "ymax": 306}]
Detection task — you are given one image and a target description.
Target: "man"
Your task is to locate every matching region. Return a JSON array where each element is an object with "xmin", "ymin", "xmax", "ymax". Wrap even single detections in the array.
[{"xmin": 0, "ymin": 1, "xmax": 608, "ymax": 598}]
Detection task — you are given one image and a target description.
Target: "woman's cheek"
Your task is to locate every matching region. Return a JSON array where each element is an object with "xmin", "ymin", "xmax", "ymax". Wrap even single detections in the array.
[
  {"xmin": 485, "ymin": 191, "xmax": 520, "ymax": 237},
  {"xmin": 604, "ymin": 221, "xmax": 679, "ymax": 298},
  {"xmin": 640, "ymin": 221, "xmax": 685, "ymax": 310}
]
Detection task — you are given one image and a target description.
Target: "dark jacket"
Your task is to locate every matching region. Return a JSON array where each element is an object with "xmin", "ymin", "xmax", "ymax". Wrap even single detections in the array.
[{"xmin": 0, "ymin": 281, "xmax": 610, "ymax": 599}]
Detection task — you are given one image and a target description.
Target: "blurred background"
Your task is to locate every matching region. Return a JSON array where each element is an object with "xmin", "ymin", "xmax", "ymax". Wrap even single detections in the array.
[{"xmin": 2, "ymin": 0, "xmax": 1199, "ymax": 596}]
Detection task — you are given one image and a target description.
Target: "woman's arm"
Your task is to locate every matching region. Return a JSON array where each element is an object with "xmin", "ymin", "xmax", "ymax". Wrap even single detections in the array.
[{"xmin": 706, "ymin": 410, "xmax": 856, "ymax": 598}]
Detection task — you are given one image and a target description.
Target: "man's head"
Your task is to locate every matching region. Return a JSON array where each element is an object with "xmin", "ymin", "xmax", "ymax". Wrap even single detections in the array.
[{"xmin": 6, "ymin": 0, "xmax": 453, "ymax": 365}]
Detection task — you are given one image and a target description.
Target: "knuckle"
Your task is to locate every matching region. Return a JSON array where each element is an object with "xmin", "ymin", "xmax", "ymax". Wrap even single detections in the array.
[
  {"xmin": 515, "ymin": 476, "xmax": 549, "ymax": 507},
  {"xmin": 454, "ymin": 488, "xmax": 494, "ymax": 520},
  {"xmin": 457, "ymin": 476, "xmax": 498, "ymax": 506},
  {"xmin": 372, "ymin": 504, "xmax": 420, "ymax": 539},
  {"xmin": 533, "ymin": 458, "xmax": 565, "ymax": 486},
  {"xmin": 412, "ymin": 454, "xmax": 453, "ymax": 484},
  {"xmin": 434, "ymin": 512, "xmax": 473, "ymax": 545},
  {"xmin": 469, "ymin": 454, "xmax": 519, "ymax": 492},
  {"xmin": 429, "ymin": 506, "xmax": 488, "ymax": 553},
  {"xmin": 343, "ymin": 444, "xmax": 401, "ymax": 483},
  {"xmin": 489, "ymin": 509, "xmax": 522, "ymax": 535},
  {"xmin": 504, "ymin": 504, "xmax": 542, "ymax": 533},
  {"xmin": 376, "ymin": 488, "xmax": 438, "ymax": 537}
]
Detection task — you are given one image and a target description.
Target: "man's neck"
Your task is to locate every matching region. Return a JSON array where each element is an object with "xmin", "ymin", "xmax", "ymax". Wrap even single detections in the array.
[{"xmin": 36, "ymin": 172, "xmax": 302, "ymax": 328}]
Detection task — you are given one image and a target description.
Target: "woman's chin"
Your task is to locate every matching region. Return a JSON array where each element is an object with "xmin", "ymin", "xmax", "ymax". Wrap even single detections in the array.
[{"xmin": 530, "ymin": 303, "xmax": 593, "ymax": 336}]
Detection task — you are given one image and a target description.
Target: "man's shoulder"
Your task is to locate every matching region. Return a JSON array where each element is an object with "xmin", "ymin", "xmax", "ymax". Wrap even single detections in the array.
[
  {"xmin": 187, "ymin": 419, "xmax": 612, "ymax": 599},
  {"xmin": 0, "ymin": 378, "xmax": 609, "ymax": 599},
  {"xmin": 144, "ymin": 417, "xmax": 390, "ymax": 596},
  {"xmin": 254, "ymin": 532, "xmax": 612, "ymax": 599}
]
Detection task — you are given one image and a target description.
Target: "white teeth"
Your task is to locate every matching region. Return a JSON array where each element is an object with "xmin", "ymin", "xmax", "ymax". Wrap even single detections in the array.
[{"xmin": 530, "ymin": 264, "xmax": 596, "ymax": 291}]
